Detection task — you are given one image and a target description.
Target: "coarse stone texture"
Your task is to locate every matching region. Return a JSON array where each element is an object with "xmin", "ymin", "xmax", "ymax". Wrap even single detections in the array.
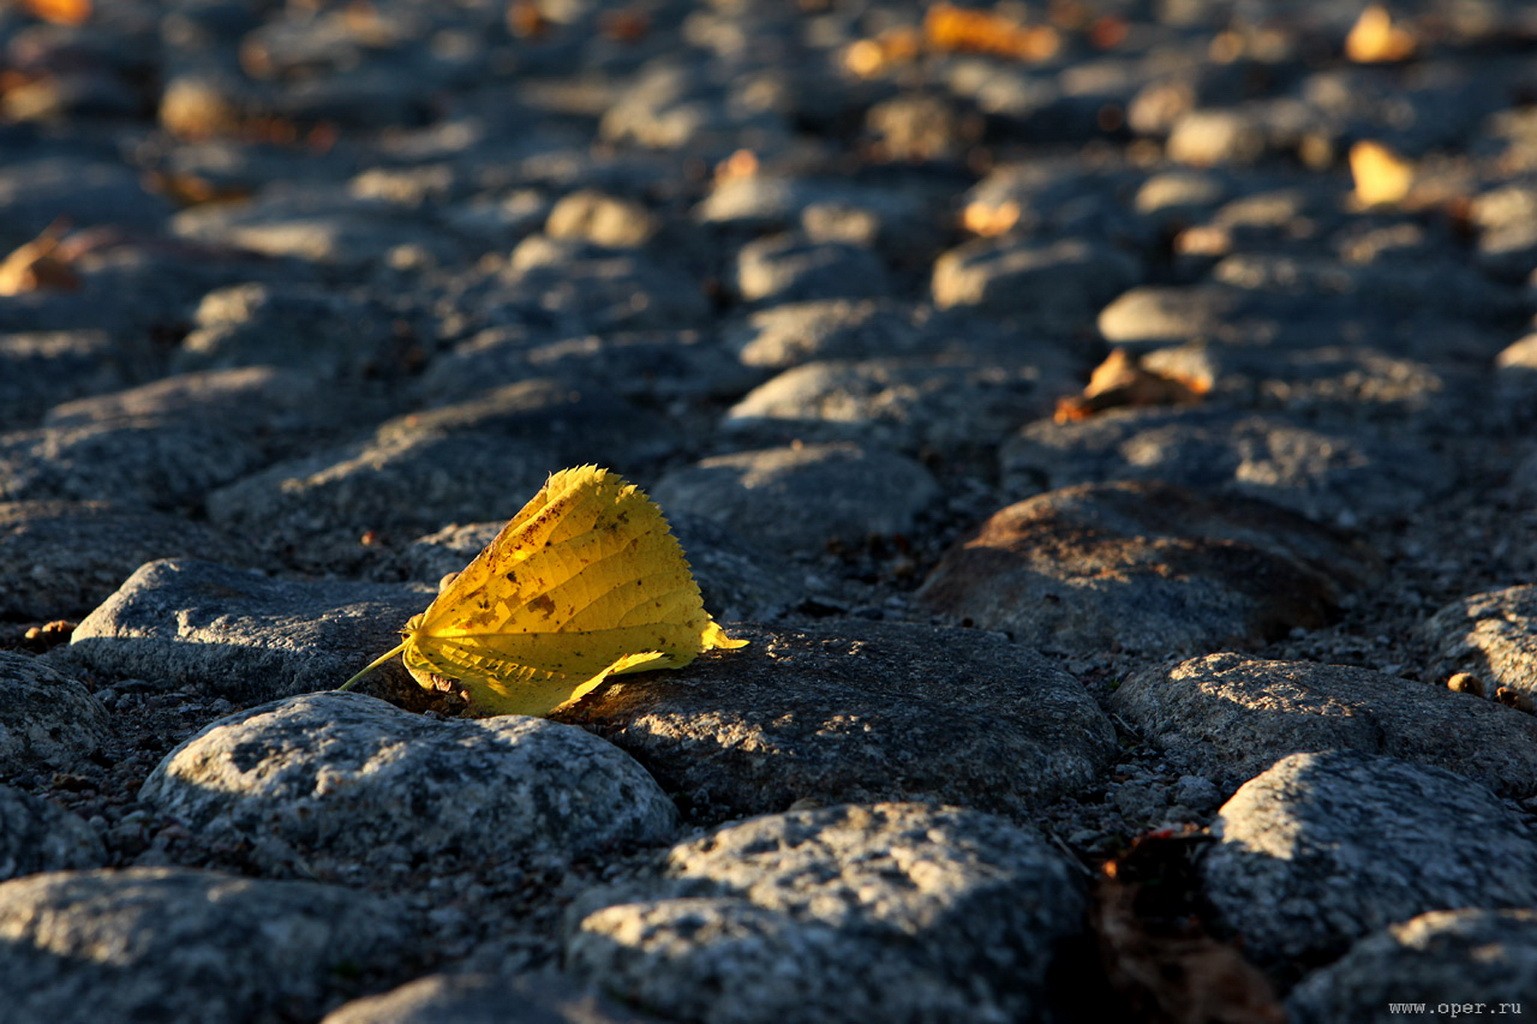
[
  {"xmin": 140, "ymin": 692, "xmax": 676, "ymax": 882},
  {"xmin": 0, "ymin": 331, "xmax": 127, "ymax": 430},
  {"xmin": 368, "ymin": 379, "xmax": 681, "ymax": 469},
  {"xmin": 930, "ymin": 236, "xmax": 1139, "ymax": 330},
  {"xmin": 0, "ymin": 867, "xmax": 411, "ymax": 1024},
  {"xmin": 723, "ymin": 300, "xmax": 928, "ymax": 370},
  {"xmin": 0, "ymin": 786, "xmax": 107, "ymax": 880},
  {"xmin": 374, "ymin": 513, "xmax": 802, "ymax": 625},
  {"xmin": 723, "ymin": 354, "xmax": 1074, "ymax": 458},
  {"xmin": 1287, "ymin": 910, "xmax": 1537, "ymax": 1024},
  {"xmin": 651, "ymin": 442, "xmax": 940, "ymax": 557},
  {"xmin": 0, "ymin": 157, "xmax": 172, "ymax": 242},
  {"xmin": 733, "ymin": 234, "xmax": 892, "ymax": 304},
  {"xmin": 496, "ymin": 236, "xmax": 711, "ymax": 334},
  {"xmin": 916, "ymin": 482, "xmax": 1373, "ymax": 658},
  {"xmin": 1421, "ymin": 585, "xmax": 1537, "ymax": 708},
  {"xmin": 0, "ymin": 366, "xmax": 332, "ymax": 511},
  {"xmin": 693, "ymin": 177, "xmax": 932, "ymax": 254},
  {"xmin": 559, "ymin": 621, "xmax": 1115, "ymax": 823},
  {"xmin": 1096, "ymin": 284, "xmax": 1250, "ymax": 349},
  {"xmin": 0, "ymin": 500, "xmax": 255, "ymax": 619},
  {"xmin": 322, "ymin": 971, "xmax": 655, "ymax": 1024},
  {"xmin": 421, "ymin": 327, "xmax": 760, "ymax": 405},
  {"xmin": 1496, "ymin": 333, "xmax": 1537, "ymax": 418},
  {"xmin": 0, "ymin": 651, "xmax": 111, "ymax": 774},
  {"xmin": 566, "ymin": 803, "xmax": 1087, "ymax": 1024},
  {"xmin": 1110, "ymin": 654, "xmax": 1537, "ymax": 798},
  {"xmin": 205, "ymin": 432, "xmax": 557, "ymax": 574},
  {"xmin": 1003, "ymin": 407, "xmax": 1450, "ymax": 527},
  {"xmin": 1095, "ymin": 280, "xmax": 1517, "ymax": 364},
  {"xmin": 1209, "ymin": 252, "xmax": 1523, "ymax": 325},
  {"xmin": 170, "ymin": 186, "xmax": 453, "ymax": 267},
  {"xmin": 1201, "ymin": 751, "xmax": 1537, "ymax": 966},
  {"xmin": 69, "ymin": 559, "xmax": 427, "ymax": 704},
  {"xmin": 173, "ymin": 283, "xmax": 400, "ymax": 378},
  {"xmin": 1136, "ymin": 342, "xmax": 1468, "ymax": 427},
  {"xmin": 205, "ymin": 379, "xmax": 681, "ymax": 573}
]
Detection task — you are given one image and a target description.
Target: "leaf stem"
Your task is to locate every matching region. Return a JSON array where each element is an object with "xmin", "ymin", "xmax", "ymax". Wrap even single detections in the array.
[{"xmin": 338, "ymin": 640, "xmax": 407, "ymax": 691}]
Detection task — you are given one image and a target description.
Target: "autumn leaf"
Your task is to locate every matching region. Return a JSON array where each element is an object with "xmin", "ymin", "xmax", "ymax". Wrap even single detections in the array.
[
  {"xmin": 923, "ymin": 3, "xmax": 1060, "ymax": 62},
  {"xmin": 1350, "ymin": 140, "xmax": 1414, "ymax": 207},
  {"xmin": 1055, "ymin": 349, "xmax": 1210, "ymax": 423},
  {"xmin": 0, "ymin": 223, "xmax": 80, "ymax": 296},
  {"xmin": 1345, "ymin": 5, "xmax": 1417, "ymax": 63},
  {"xmin": 341, "ymin": 465, "xmax": 746, "ymax": 716}
]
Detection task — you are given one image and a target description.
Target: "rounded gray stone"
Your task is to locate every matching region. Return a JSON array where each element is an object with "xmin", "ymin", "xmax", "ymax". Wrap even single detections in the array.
[
  {"xmin": 499, "ymin": 236, "xmax": 710, "ymax": 333},
  {"xmin": 322, "ymin": 972, "xmax": 655, "ymax": 1024},
  {"xmin": 1496, "ymin": 333, "xmax": 1537, "ymax": 415},
  {"xmin": 1131, "ymin": 169, "xmax": 1232, "ymax": 225},
  {"xmin": 1421, "ymin": 585, "xmax": 1537, "ymax": 709},
  {"xmin": 723, "ymin": 300, "xmax": 928, "ymax": 371},
  {"xmin": 734, "ymin": 234, "xmax": 891, "ymax": 304},
  {"xmin": 174, "ymin": 283, "xmax": 398, "ymax": 378},
  {"xmin": 0, "ymin": 500, "xmax": 256, "ymax": 620},
  {"xmin": 1002, "ymin": 407, "xmax": 1450, "ymax": 528},
  {"xmin": 0, "ymin": 157, "xmax": 171, "ymax": 241},
  {"xmin": 69, "ymin": 558, "xmax": 427, "ymax": 703},
  {"xmin": 0, "ymin": 366, "xmax": 328, "ymax": 512},
  {"xmin": 0, "ymin": 331, "xmax": 125, "ymax": 431},
  {"xmin": 369, "ymin": 378, "xmax": 680, "ymax": 468},
  {"xmin": 170, "ymin": 186, "xmax": 451, "ymax": 267},
  {"xmin": 1288, "ymin": 910, "xmax": 1537, "ymax": 1024},
  {"xmin": 423, "ymin": 327, "xmax": 759, "ymax": 405},
  {"xmin": 917, "ymin": 482, "xmax": 1374, "ymax": 658},
  {"xmin": 0, "ymin": 785, "xmax": 107, "ymax": 880},
  {"xmin": 1137, "ymin": 342, "xmax": 1466, "ymax": 426},
  {"xmin": 1202, "ymin": 751, "xmax": 1537, "ymax": 965},
  {"xmin": 1167, "ymin": 109, "xmax": 1266, "ymax": 166},
  {"xmin": 1112, "ymin": 654, "xmax": 1537, "ymax": 798},
  {"xmin": 724, "ymin": 355, "xmax": 1072, "ymax": 457},
  {"xmin": 567, "ymin": 803, "xmax": 1087, "ymax": 1024},
  {"xmin": 205, "ymin": 431, "xmax": 557, "ymax": 574},
  {"xmin": 139, "ymin": 691, "xmax": 677, "ymax": 881},
  {"xmin": 650, "ymin": 442, "xmax": 939, "ymax": 557},
  {"xmin": 931, "ymin": 236, "xmax": 1139, "ymax": 330},
  {"xmin": 559, "ymin": 620, "xmax": 1116, "ymax": 823},
  {"xmin": 0, "ymin": 651, "xmax": 111, "ymax": 774},
  {"xmin": 545, "ymin": 190, "xmax": 660, "ymax": 249},
  {"xmin": 0, "ymin": 866, "xmax": 411, "ymax": 1024},
  {"xmin": 1096, "ymin": 284, "xmax": 1249, "ymax": 349}
]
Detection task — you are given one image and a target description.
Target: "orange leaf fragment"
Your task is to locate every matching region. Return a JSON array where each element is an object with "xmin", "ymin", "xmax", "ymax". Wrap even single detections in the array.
[
  {"xmin": 714, "ymin": 148, "xmax": 759, "ymax": 184},
  {"xmin": 961, "ymin": 199, "xmax": 1022, "ymax": 237},
  {"xmin": 1350, "ymin": 140, "xmax": 1414, "ymax": 206},
  {"xmin": 843, "ymin": 28, "xmax": 922, "ymax": 78},
  {"xmin": 1054, "ymin": 348, "xmax": 1209, "ymax": 423},
  {"xmin": 22, "ymin": 0, "xmax": 90, "ymax": 25},
  {"xmin": 1346, "ymin": 5, "xmax": 1417, "ymax": 63},
  {"xmin": 924, "ymin": 3, "xmax": 1060, "ymax": 62},
  {"xmin": 0, "ymin": 224, "xmax": 80, "ymax": 297}
]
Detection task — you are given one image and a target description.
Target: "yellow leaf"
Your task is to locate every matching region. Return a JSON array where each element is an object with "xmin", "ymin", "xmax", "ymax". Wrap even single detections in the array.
[
  {"xmin": 1350, "ymin": 140, "xmax": 1414, "ymax": 206},
  {"xmin": 341, "ymin": 465, "xmax": 745, "ymax": 716}
]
